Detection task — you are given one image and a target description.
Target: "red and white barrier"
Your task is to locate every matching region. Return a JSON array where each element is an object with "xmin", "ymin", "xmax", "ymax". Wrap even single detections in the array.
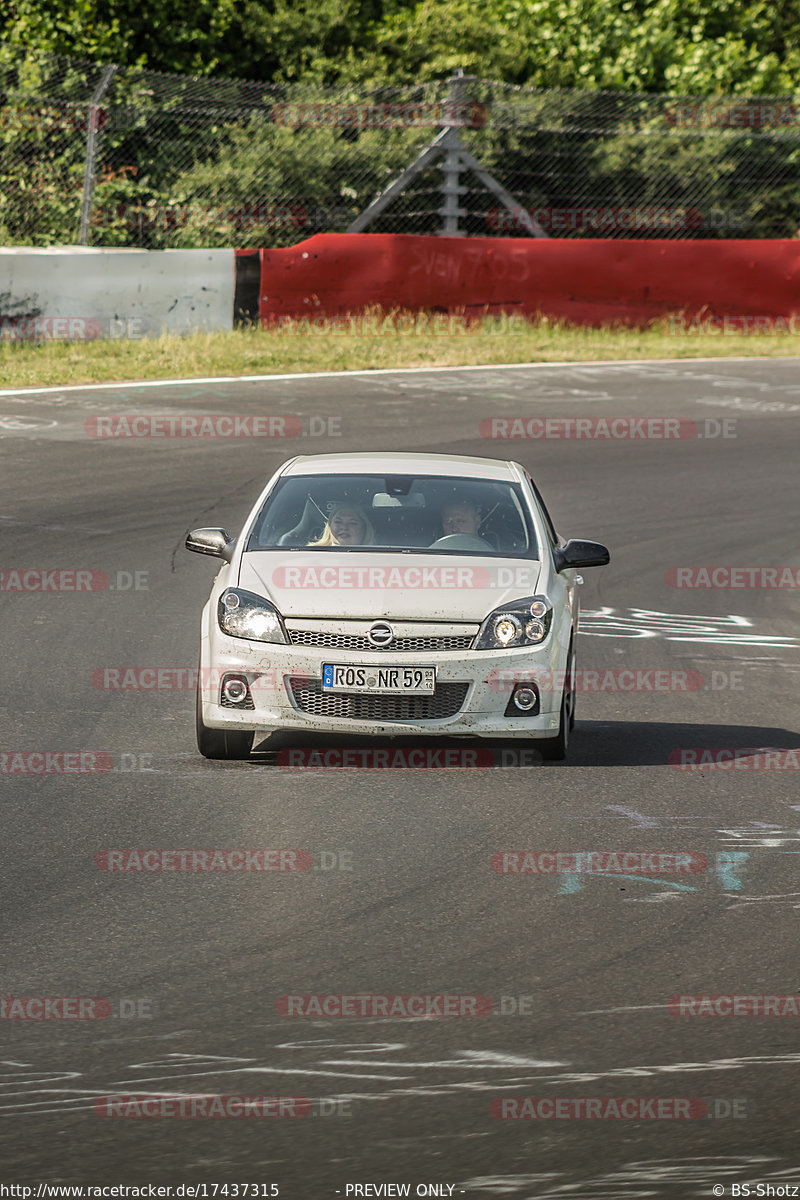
[{"xmin": 3, "ymin": 238, "xmax": 800, "ymax": 341}]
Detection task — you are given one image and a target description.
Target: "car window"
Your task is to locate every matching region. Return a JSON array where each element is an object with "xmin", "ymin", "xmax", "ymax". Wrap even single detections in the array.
[{"xmin": 246, "ymin": 474, "xmax": 539, "ymax": 558}]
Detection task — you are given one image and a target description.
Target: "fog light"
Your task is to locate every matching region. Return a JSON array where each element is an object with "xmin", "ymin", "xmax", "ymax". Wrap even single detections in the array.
[
  {"xmin": 222, "ymin": 677, "xmax": 249, "ymax": 705},
  {"xmin": 513, "ymin": 686, "xmax": 538, "ymax": 711}
]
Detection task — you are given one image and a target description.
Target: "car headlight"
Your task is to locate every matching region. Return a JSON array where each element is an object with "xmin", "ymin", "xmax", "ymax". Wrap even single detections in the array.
[
  {"xmin": 475, "ymin": 595, "xmax": 553, "ymax": 650},
  {"xmin": 217, "ymin": 588, "xmax": 287, "ymax": 644}
]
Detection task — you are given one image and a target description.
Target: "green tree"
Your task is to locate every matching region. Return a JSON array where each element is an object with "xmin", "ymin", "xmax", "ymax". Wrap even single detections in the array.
[
  {"xmin": 2, "ymin": 0, "xmax": 800, "ymax": 92},
  {"xmin": 353, "ymin": 0, "xmax": 800, "ymax": 92},
  {"xmin": 0, "ymin": 0, "xmax": 238, "ymax": 75}
]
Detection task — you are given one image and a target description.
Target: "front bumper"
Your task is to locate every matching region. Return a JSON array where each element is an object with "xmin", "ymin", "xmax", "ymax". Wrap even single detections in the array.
[{"xmin": 199, "ymin": 620, "xmax": 567, "ymax": 739}]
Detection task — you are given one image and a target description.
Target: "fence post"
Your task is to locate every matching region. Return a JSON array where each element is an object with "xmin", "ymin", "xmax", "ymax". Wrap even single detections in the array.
[
  {"xmin": 78, "ymin": 64, "xmax": 118, "ymax": 246},
  {"xmin": 347, "ymin": 69, "xmax": 546, "ymax": 236},
  {"xmin": 439, "ymin": 70, "xmax": 475, "ymax": 236}
]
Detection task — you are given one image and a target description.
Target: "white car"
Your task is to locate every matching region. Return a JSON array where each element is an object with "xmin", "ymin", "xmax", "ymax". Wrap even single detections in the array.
[{"xmin": 186, "ymin": 452, "xmax": 609, "ymax": 761}]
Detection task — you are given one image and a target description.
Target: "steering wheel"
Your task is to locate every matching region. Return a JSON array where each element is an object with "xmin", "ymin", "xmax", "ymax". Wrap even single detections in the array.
[{"xmin": 428, "ymin": 533, "xmax": 494, "ymax": 551}]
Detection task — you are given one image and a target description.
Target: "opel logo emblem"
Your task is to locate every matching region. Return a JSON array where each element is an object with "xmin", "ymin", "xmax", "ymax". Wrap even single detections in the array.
[{"xmin": 367, "ymin": 621, "xmax": 395, "ymax": 648}]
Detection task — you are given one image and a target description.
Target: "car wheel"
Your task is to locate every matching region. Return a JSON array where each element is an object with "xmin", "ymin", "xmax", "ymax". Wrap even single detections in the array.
[
  {"xmin": 196, "ymin": 674, "xmax": 253, "ymax": 760},
  {"xmin": 538, "ymin": 635, "xmax": 574, "ymax": 762}
]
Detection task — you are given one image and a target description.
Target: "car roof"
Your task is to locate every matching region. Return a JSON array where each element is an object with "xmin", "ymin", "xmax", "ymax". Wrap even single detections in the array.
[{"xmin": 281, "ymin": 452, "xmax": 522, "ymax": 482}]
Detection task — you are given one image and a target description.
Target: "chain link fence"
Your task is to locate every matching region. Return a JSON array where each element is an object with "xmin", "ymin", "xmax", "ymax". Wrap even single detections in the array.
[{"xmin": 2, "ymin": 51, "xmax": 800, "ymax": 248}]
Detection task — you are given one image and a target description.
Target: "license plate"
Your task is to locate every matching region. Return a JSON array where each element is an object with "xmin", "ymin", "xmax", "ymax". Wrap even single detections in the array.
[{"xmin": 322, "ymin": 664, "xmax": 436, "ymax": 695}]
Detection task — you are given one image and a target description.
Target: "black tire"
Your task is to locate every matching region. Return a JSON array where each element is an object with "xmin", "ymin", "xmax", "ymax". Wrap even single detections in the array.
[
  {"xmin": 538, "ymin": 636, "xmax": 574, "ymax": 762},
  {"xmin": 196, "ymin": 676, "xmax": 253, "ymax": 760}
]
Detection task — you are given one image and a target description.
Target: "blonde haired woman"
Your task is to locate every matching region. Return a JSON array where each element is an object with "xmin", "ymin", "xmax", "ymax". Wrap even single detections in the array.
[{"xmin": 309, "ymin": 504, "xmax": 376, "ymax": 546}]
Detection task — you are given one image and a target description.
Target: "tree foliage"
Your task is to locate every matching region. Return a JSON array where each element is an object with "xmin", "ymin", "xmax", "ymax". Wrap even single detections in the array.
[
  {"xmin": 357, "ymin": 0, "xmax": 800, "ymax": 93},
  {"xmin": 2, "ymin": 0, "xmax": 799, "ymax": 93}
]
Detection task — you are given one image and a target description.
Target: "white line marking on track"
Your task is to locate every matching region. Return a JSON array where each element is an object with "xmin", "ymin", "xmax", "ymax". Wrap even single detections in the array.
[
  {"xmin": 578, "ymin": 1005, "xmax": 674, "ymax": 1013},
  {"xmin": 2, "ymin": 356, "xmax": 800, "ymax": 397}
]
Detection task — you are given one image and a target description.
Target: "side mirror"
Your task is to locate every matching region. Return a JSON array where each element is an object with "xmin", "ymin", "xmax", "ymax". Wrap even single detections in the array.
[
  {"xmin": 185, "ymin": 527, "xmax": 235, "ymax": 562},
  {"xmin": 553, "ymin": 539, "xmax": 610, "ymax": 572}
]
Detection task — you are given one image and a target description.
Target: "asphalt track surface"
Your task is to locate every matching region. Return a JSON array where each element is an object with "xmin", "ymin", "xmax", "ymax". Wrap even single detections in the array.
[{"xmin": 1, "ymin": 358, "xmax": 799, "ymax": 1197}]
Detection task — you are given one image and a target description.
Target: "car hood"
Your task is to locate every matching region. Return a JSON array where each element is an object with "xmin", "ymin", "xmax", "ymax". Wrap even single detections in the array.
[{"xmin": 238, "ymin": 551, "xmax": 542, "ymax": 622}]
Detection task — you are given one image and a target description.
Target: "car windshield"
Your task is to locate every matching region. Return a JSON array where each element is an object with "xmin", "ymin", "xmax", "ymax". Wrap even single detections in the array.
[{"xmin": 246, "ymin": 474, "xmax": 538, "ymax": 558}]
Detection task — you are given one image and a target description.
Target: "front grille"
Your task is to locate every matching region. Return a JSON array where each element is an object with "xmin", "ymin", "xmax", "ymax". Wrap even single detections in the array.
[
  {"xmin": 288, "ymin": 678, "xmax": 469, "ymax": 721},
  {"xmin": 288, "ymin": 630, "xmax": 474, "ymax": 652}
]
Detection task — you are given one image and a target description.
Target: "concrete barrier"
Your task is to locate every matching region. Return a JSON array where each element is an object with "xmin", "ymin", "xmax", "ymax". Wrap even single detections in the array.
[{"xmin": 0, "ymin": 247, "xmax": 235, "ymax": 340}]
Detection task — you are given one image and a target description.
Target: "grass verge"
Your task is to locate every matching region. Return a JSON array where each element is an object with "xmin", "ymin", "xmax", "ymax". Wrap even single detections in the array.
[{"xmin": 2, "ymin": 313, "xmax": 800, "ymax": 389}]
